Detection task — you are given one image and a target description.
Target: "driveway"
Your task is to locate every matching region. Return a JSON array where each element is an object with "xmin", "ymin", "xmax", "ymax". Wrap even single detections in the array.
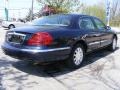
[{"xmin": 0, "ymin": 27, "xmax": 120, "ymax": 90}]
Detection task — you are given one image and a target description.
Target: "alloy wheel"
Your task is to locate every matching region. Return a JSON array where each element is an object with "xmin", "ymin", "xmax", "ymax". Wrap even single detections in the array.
[
  {"xmin": 112, "ymin": 38, "xmax": 117, "ymax": 50},
  {"xmin": 73, "ymin": 47, "xmax": 83, "ymax": 66}
]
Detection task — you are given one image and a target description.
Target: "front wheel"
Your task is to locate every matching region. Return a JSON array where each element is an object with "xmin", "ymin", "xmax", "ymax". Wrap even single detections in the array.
[
  {"xmin": 108, "ymin": 38, "xmax": 117, "ymax": 51},
  {"xmin": 67, "ymin": 44, "xmax": 85, "ymax": 69}
]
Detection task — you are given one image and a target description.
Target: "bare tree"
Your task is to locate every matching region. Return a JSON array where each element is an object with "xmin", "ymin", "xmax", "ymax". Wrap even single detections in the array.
[
  {"xmin": 110, "ymin": 0, "xmax": 120, "ymax": 26},
  {"xmin": 111, "ymin": 0, "xmax": 120, "ymax": 19}
]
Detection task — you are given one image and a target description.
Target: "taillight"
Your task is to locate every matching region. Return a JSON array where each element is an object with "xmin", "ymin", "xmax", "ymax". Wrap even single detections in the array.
[{"xmin": 27, "ymin": 32, "xmax": 53, "ymax": 46}]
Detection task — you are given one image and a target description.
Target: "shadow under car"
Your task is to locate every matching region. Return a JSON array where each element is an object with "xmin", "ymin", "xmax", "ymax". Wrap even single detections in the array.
[{"xmin": 12, "ymin": 47, "xmax": 119, "ymax": 77}]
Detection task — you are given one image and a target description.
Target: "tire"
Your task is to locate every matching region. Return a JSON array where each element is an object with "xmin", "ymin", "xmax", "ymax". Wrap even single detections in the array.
[
  {"xmin": 67, "ymin": 44, "xmax": 85, "ymax": 69},
  {"xmin": 9, "ymin": 24, "xmax": 15, "ymax": 29},
  {"xmin": 108, "ymin": 37, "xmax": 117, "ymax": 51}
]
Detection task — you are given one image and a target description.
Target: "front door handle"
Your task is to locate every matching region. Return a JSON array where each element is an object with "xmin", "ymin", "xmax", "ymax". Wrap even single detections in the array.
[{"xmin": 93, "ymin": 34, "xmax": 101, "ymax": 37}]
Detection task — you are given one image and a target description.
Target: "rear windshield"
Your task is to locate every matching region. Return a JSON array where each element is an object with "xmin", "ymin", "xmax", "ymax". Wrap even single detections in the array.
[{"xmin": 32, "ymin": 15, "xmax": 71, "ymax": 26}]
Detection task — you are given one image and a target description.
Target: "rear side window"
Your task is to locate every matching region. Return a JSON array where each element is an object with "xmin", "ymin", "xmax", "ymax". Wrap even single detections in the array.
[
  {"xmin": 32, "ymin": 15, "xmax": 71, "ymax": 26},
  {"xmin": 79, "ymin": 18, "xmax": 95, "ymax": 30},
  {"xmin": 94, "ymin": 18, "xmax": 106, "ymax": 30}
]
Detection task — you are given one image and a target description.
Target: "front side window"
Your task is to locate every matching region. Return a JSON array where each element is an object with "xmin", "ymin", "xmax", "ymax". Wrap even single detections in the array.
[
  {"xmin": 94, "ymin": 18, "xmax": 105, "ymax": 30},
  {"xmin": 79, "ymin": 18, "xmax": 95, "ymax": 30}
]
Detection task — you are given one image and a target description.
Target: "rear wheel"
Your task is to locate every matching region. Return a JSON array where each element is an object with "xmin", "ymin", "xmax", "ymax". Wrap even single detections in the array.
[
  {"xmin": 9, "ymin": 24, "xmax": 15, "ymax": 29},
  {"xmin": 67, "ymin": 44, "xmax": 85, "ymax": 69}
]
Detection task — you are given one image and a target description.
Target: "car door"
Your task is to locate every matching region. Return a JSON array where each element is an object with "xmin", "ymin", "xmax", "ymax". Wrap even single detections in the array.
[
  {"xmin": 93, "ymin": 18, "xmax": 113, "ymax": 47},
  {"xmin": 79, "ymin": 17, "xmax": 101, "ymax": 51}
]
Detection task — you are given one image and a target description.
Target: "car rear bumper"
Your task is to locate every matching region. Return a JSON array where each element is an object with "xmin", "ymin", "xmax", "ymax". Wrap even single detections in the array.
[{"xmin": 2, "ymin": 43, "xmax": 71, "ymax": 63}]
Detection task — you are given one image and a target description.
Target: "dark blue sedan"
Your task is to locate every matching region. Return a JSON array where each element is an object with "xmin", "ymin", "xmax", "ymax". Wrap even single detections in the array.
[{"xmin": 2, "ymin": 14, "xmax": 117, "ymax": 69}]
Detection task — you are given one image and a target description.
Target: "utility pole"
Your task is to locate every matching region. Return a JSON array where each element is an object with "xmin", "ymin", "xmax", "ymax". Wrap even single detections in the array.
[
  {"xmin": 30, "ymin": 0, "xmax": 34, "ymax": 21},
  {"xmin": 5, "ymin": 0, "xmax": 9, "ymax": 21},
  {"xmin": 106, "ymin": 0, "xmax": 112, "ymax": 26}
]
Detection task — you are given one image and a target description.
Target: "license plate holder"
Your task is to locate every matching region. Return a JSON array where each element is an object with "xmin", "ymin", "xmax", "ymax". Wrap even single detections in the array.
[{"xmin": 7, "ymin": 32, "xmax": 26, "ymax": 44}]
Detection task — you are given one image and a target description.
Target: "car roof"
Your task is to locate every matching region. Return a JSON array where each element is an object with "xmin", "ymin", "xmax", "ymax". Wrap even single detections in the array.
[{"xmin": 49, "ymin": 13, "xmax": 97, "ymax": 18}]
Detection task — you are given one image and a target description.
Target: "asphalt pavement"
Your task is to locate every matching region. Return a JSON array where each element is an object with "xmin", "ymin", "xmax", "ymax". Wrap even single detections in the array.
[{"xmin": 0, "ymin": 27, "xmax": 120, "ymax": 90}]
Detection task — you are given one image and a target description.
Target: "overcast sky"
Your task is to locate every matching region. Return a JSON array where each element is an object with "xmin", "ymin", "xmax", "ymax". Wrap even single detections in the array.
[{"xmin": 0, "ymin": 0, "xmax": 104, "ymax": 20}]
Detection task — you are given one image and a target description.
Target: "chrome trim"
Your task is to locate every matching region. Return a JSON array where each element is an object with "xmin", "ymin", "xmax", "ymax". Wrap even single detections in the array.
[
  {"xmin": 7, "ymin": 32, "xmax": 26, "ymax": 37},
  {"xmin": 88, "ymin": 41, "xmax": 100, "ymax": 45},
  {"xmin": 89, "ymin": 40, "xmax": 110, "ymax": 46},
  {"xmin": 20, "ymin": 47, "xmax": 71, "ymax": 53},
  {"xmin": 100, "ymin": 40, "xmax": 109, "ymax": 43}
]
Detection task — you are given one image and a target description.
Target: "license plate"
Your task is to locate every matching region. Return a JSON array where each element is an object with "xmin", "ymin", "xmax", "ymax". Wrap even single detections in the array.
[{"xmin": 7, "ymin": 32, "xmax": 26, "ymax": 44}]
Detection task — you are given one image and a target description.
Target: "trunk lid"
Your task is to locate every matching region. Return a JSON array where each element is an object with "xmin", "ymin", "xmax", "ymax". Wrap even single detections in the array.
[{"xmin": 6, "ymin": 25, "xmax": 69, "ymax": 45}]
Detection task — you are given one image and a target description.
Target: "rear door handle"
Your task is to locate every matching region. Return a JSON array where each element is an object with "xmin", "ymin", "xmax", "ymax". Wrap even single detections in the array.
[{"xmin": 82, "ymin": 34, "xmax": 88, "ymax": 39}]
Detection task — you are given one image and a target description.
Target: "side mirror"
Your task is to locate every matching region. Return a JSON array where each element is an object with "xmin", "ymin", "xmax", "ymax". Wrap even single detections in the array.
[{"xmin": 106, "ymin": 26, "xmax": 111, "ymax": 30}]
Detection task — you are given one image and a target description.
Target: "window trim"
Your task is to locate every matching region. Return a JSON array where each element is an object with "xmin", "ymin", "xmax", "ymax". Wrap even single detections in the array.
[
  {"xmin": 78, "ymin": 17, "xmax": 96, "ymax": 30},
  {"xmin": 93, "ymin": 17, "xmax": 106, "ymax": 30}
]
